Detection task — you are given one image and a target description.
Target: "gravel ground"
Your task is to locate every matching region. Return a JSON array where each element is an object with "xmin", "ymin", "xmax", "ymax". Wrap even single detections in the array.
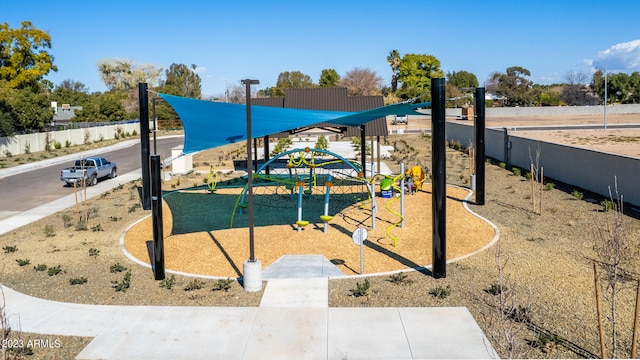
[{"xmin": 1, "ymin": 133, "xmax": 640, "ymax": 359}]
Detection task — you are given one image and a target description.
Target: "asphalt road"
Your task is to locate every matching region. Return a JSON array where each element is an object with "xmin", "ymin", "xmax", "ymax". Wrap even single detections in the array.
[{"xmin": 0, "ymin": 136, "xmax": 184, "ymax": 215}]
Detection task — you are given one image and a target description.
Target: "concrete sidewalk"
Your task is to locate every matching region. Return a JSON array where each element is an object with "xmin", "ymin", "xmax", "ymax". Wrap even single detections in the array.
[{"xmin": 3, "ymin": 254, "xmax": 497, "ymax": 359}]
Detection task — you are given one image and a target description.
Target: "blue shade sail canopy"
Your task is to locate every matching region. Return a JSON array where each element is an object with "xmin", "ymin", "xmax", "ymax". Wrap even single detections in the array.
[{"xmin": 158, "ymin": 93, "xmax": 430, "ymax": 154}]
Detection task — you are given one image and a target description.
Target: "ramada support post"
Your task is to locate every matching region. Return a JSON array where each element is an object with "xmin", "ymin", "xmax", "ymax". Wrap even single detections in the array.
[
  {"xmin": 431, "ymin": 77, "xmax": 447, "ymax": 279},
  {"xmin": 474, "ymin": 87, "xmax": 486, "ymax": 205},
  {"xmin": 138, "ymin": 83, "xmax": 151, "ymax": 210},
  {"xmin": 150, "ymin": 154, "xmax": 165, "ymax": 280}
]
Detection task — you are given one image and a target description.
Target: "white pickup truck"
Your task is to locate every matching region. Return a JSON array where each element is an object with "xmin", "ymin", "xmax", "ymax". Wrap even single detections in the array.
[{"xmin": 60, "ymin": 157, "xmax": 117, "ymax": 186}]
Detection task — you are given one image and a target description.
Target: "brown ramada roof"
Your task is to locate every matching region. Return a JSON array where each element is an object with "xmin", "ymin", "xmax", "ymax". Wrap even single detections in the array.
[{"xmin": 252, "ymin": 87, "xmax": 388, "ymax": 137}]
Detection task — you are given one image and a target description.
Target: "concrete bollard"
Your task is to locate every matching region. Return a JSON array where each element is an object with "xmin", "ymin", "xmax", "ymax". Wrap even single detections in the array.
[{"xmin": 243, "ymin": 259, "xmax": 262, "ymax": 292}]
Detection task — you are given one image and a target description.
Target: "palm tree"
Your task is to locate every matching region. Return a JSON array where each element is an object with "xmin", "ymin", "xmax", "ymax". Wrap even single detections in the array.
[{"xmin": 387, "ymin": 50, "xmax": 401, "ymax": 92}]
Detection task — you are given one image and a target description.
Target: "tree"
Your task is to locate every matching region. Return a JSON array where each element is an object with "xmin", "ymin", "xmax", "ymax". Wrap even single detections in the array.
[
  {"xmin": 9, "ymin": 87, "xmax": 52, "ymax": 131},
  {"xmin": 387, "ymin": 50, "xmax": 401, "ymax": 92},
  {"xmin": 51, "ymin": 79, "xmax": 91, "ymax": 107},
  {"xmin": 560, "ymin": 71, "xmax": 594, "ymax": 106},
  {"xmin": 160, "ymin": 63, "xmax": 202, "ymax": 99},
  {"xmin": 0, "ymin": 21, "xmax": 58, "ymax": 90},
  {"xmin": 319, "ymin": 69, "xmax": 340, "ymax": 88},
  {"xmin": 396, "ymin": 53, "xmax": 444, "ymax": 101},
  {"xmin": 272, "ymin": 71, "xmax": 315, "ymax": 96},
  {"xmin": 97, "ymin": 58, "xmax": 162, "ymax": 91},
  {"xmin": 486, "ymin": 66, "xmax": 534, "ymax": 107},
  {"xmin": 338, "ymin": 67, "xmax": 382, "ymax": 96},
  {"xmin": 72, "ymin": 92, "xmax": 127, "ymax": 122},
  {"xmin": 447, "ymin": 70, "xmax": 479, "ymax": 90}
]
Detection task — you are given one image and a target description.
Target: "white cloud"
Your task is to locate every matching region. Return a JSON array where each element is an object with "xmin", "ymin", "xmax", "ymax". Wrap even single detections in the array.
[{"xmin": 590, "ymin": 39, "xmax": 640, "ymax": 72}]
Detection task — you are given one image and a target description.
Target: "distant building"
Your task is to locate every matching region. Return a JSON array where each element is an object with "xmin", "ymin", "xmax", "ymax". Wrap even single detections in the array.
[{"xmin": 51, "ymin": 102, "xmax": 82, "ymax": 126}]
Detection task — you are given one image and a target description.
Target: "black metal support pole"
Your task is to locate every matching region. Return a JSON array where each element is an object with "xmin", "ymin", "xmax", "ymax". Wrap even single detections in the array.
[
  {"xmin": 253, "ymin": 138, "xmax": 258, "ymax": 172},
  {"xmin": 360, "ymin": 125, "xmax": 366, "ymax": 177},
  {"xmin": 150, "ymin": 154, "xmax": 165, "ymax": 280},
  {"xmin": 474, "ymin": 87, "xmax": 486, "ymax": 205},
  {"xmin": 139, "ymin": 83, "xmax": 151, "ymax": 210},
  {"xmin": 243, "ymin": 79, "xmax": 259, "ymax": 262},
  {"xmin": 431, "ymin": 78, "xmax": 447, "ymax": 279},
  {"xmin": 264, "ymin": 135, "xmax": 270, "ymax": 176},
  {"xmin": 152, "ymin": 97, "xmax": 158, "ymax": 155}
]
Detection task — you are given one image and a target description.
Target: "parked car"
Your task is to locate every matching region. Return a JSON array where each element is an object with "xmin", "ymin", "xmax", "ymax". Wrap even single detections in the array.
[
  {"xmin": 60, "ymin": 157, "xmax": 117, "ymax": 186},
  {"xmin": 392, "ymin": 114, "xmax": 408, "ymax": 125}
]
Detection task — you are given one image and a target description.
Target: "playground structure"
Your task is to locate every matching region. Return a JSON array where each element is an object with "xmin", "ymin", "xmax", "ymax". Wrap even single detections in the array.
[
  {"xmin": 224, "ymin": 146, "xmax": 428, "ymax": 247},
  {"xmin": 230, "ymin": 147, "xmax": 370, "ymax": 232}
]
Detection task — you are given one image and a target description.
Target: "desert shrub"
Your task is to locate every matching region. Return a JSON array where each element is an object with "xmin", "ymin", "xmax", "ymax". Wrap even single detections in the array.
[
  {"xmin": 62, "ymin": 214, "xmax": 73, "ymax": 227},
  {"xmin": 388, "ymin": 272, "xmax": 411, "ymax": 284},
  {"xmin": 350, "ymin": 279, "xmax": 370, "ymax": 297},
  {"xmin": 75, "ymin": 220, "xmax": 87, "ymax": 231},
  {"xmin": 544, "ymin": 182, "xmax": 555, "ymax": 191},
  {"xmin": 572, "ymin": 190, "xmax": 583, "ymax": 200},
  {"xmin": 44, "ymin": 224, "xmax": 55, "ymax": 237},
  {"xmin": 65, "ymin": 140, "xmax": 72, "ymax": 148},
  {"xmin": 47, "ymin": 265, "xmax": 62, "ymax": 276},
  {"xmin": 2, "ymin": 245, "xmax": 17, "ymax": 253},
  {"xmin": 128, "ymin": 203, "xmax": 141, "ymax": 213},
  {"xmin": 512, "ymin": 168, "xmax": 521, "ymax": 176},
  {"xmin": 430, "ymin": 285, "xmax": 452, "ymax": 299},
  {"xmin": 499, "ymin": 162, "xmax": 506, "ymax": 169},
  {"xmin": 110, "ymin": 263, "xmax": 127, "ymax": 273},
  {"xmin": 212, "ymin": 278, "xmax": 234, "ymax": 292},
  {"xmin": 88, "ymin": 248, "xmax": 100, "ymax": 257},
  {"xmin": 184, "ymin": 279, "xmax": 204, "ymax": 291},
  {"xmin": 109, "ymin": 216, "xmax": 121, "ymax": 222},
  {"xmin": 112, "ymin": 271, "xmax": 131, "ymax": 292},
  {"xmin": 69, "ymin": 277, "xmax": 88, "ymax": 285},
  {"xmin": 34, "ymin": 264, "xmax": 47, "ymax": 271},
  {"xmin": 91, "ymin": 224, "xmax": 103, "ymax": 232},
  {"xmin": 487, "ymin": 282, "xmax": 507, "ymax": 295},
  {"xmin": 600, "ymin": 199, "xmax": 614, "ymax": 212},
  {"xmin": 53, "ymin": 140, "xmax": 62, "ymax": 149},
  {"xmin": 159, "ymin": 275, "xmax": 176, "ymax": 290},
  {"xmin": 16, "ymin": 259, "xmax": 30, "ymax": 266}
]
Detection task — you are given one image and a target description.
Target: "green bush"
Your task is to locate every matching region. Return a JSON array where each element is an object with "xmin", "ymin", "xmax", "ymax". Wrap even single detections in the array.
[
  {"xmin": 544, "ymin": 182, "xmax": 555, "ymax": 191},
  {"xmin": 47, "ymin": 265, "xmax": 62, "ymax": 276},
  {"xmin": 159, "ymin": 275, "xmax": 176, "ymax": 290},
  {"xmin": 16, "ymin": 259, "xmax": 30, "ymax": 266},
  {"xmin": 53, "ymin": 140, "xmax": 62, "ymax": 149},
  {"xmin": 110, "ymin": 262, "xmax": 127, "ymax": 273},
  {"xmin": 350, "ymin": 279, "xmax": 370, "ymax": 297},
  {"xmin": 499, "ymin": 162, "xmax": 506, "ymax": 169},
  {"xmin": 112, "ymin": 272, "xmax": 131, "ymax": 292},
  {"xmin": 430, "ymin": 285, "xmax": 452, "ymax": 299},
  {"xmin": 600, "ymin": 199, "xmax": 614, "ymax": 212},
  {"xmin": 572, "ymin": 190, "xmax": 583, "ymax": 200},
  {"xmin": 212, "ymin": 278, "xmax": 234, "ymax": 292},
  {"xmin": 44, "ymin": 224, "xmax": 55, "ymax": 237},
  {"xmin": 512, "ymin": 168, "xmax": 521, "ymax": 176},
  {"xmin": 89, "ymin": 248, "xmax": 100, "ymax": 257},
  {"xmin": 3, "ymin": 245, "xmax": 17, "ymax": 253},
  {"xmin": 34, "ymin": 264, "xmax": 47, "ymax": 271}
]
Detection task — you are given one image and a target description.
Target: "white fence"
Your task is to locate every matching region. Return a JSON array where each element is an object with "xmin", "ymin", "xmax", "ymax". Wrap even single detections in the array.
[{"xmin": 0, "ymin": 123, "xmax": 141, "ymax": 158}]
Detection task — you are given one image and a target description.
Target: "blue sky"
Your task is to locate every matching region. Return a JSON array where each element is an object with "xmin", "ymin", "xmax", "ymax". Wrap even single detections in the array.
[{"xmin": 5, "ymin": 0, "xmax": 640, "ymax": 97}]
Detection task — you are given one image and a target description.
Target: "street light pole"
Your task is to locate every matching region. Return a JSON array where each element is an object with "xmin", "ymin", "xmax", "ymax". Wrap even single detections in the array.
[
  {"xmin": 604, "ymin": 69, "xmax": 608, "ymax": 130},
  {"xmin": 241, "ymin": 78, "xmax": 261, "ymax": 292},
  {"xmin": 596, "ymin": 67, "xmax": 608, "ymax": 130}
]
